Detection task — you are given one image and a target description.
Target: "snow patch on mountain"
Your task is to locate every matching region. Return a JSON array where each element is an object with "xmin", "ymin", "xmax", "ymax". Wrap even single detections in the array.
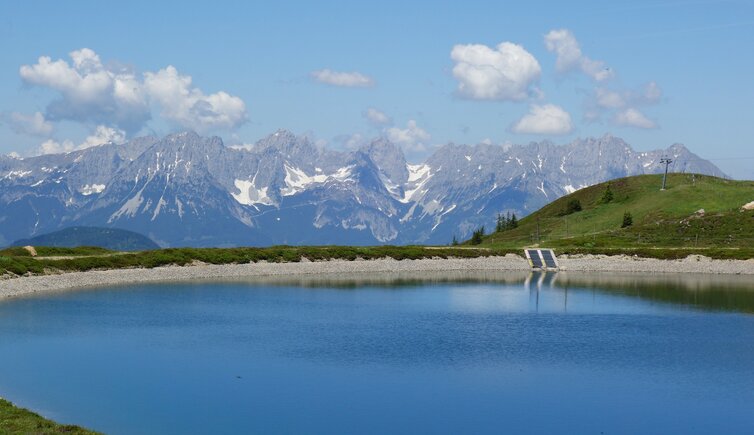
[
  {"xmin": 402, "ymin": 163, "xmax": 432, "ymax": 203},
  {"xmin": 152, "ymin": 197, "xmax": 168, "ymax": 221},
  {"xmin": 379, "ymin": 173, "xmax": 403, "ymax": 199},
  {"xmin": 109, "ymin": 187, "xmax": 146, "ymax": 221},
  {"xmin": 281, "ymin": 165, "xmax": 354, "ymax": 196},
  {"xmin": 232, "ymin": 179, "xmax": 274, "ymax": 207},
  {"xmin": 3, "ymin": 170, "xmax": 32, "ymax": 179},
  {"xmin": 79, "ymin": 184, "xmax": 106, "ymax": 195}
]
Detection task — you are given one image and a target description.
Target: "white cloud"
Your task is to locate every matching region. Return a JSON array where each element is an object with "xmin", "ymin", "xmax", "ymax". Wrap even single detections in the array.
[
  {"xmin": 7, "ymin": 112, "xmax": 54, "ymax": 136},
  {"xmin": 479, "ymin": 138, "xmax": 514, "ymax": 151},
  {"xmin": 143, "ymin": 66, "xmax": 247, "ymax": 131},
  {"xmin": 344, "ymin": 133, "xmax": 365, "ymax": 150},
  {"xmin": 229, "ymin": 143, "xmax": 255, "ymax": 151},
  {"xmin": 450, "ymin": 42, "xmax": 541, "ymax": 100},
  {"xmin": 594, "ymin": 81, "xmax": 663, "ymax": 111},
  {"xmin": 19, "ymin": 48, "xmax": 247, "ymax": 134},
  {"xmin": 510, "ymin": 104, "xmax": 573, "ymax": 135},
  {"xmin": 363, "ymin": 107, "xmax": 391, "ymax": 126},
  {"xmin": 613, "ymin": 108, "xmax": 657, "ymax": 129},
  {"xmin": 544, "ymin": 29, "xmax": 613, "ymax": 81},
  {"xmin": 37, "ymin": 125, "xmax": 126, "ymax": 155},
  {"xmin": 595, "ymin": 88, "xmax": 627, "ymax": 109},
  {"xmin": 386, "ymin": 120, "xmax": 431, "ymax": 152},
  {"xmin": 311, "ymin": 69, "xmax": 375, "ymax": 87},
  {"xmin": 641, "ymin": 81, "xmax": 662, "ymax": 103},
  {"xmin": 589, "ymin": 82, "xmax": 663, "ymax": 127},
  {"xmin": 20, "ymin": 48, "xmax": 150, "ymax": 133}
]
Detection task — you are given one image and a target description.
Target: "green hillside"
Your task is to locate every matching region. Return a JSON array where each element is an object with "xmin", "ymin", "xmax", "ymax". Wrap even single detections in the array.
[
  {"xmin": 0, "ymin": 398, "xmax": 99, "ymax": 435},
  {"xmin": 10, "ymin": 226, "xmax": 160, "ymax": 251},
  {"xmin": 479, "ymin": 173, "xmax": 754, "ymax": 256}
]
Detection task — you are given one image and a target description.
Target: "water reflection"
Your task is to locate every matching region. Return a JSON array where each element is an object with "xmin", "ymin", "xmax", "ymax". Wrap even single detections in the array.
[{"xmin": 209, "ymin": 270, "xmax": 754, "ymax": 314}]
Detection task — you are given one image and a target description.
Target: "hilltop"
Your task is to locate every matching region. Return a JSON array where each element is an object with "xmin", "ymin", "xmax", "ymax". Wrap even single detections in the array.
[
  {"xmin": 478, "ymin": 173, "xmax": 754, "ymax": 257},
  {"xmin": 10, "ymin": 226, "xmax": 159, "ymax": 251}
]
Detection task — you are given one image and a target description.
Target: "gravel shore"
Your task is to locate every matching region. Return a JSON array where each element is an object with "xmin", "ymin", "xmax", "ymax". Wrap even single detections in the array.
[{"xmin": 1, "ymin": 254, "xmax": 752, "ymax": 300}]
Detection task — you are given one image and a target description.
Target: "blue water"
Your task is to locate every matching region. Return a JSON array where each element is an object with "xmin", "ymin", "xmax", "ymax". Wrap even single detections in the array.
[{"xmin": 1, "ymin": 272, "xmax": 753, "ymax": 434}]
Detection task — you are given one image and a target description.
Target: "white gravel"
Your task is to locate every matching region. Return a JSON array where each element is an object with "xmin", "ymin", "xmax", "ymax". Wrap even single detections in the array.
[
  {"xmin": 558, "ymin": 254, "xmax": 754, "ymax": 275},
  {"xmin": 1, "ymin": 254, "xmax": 752, "ymax": 300},
  {"xmin": 0, "ymin": 255, "xmax": 528, "ymax": 299}
]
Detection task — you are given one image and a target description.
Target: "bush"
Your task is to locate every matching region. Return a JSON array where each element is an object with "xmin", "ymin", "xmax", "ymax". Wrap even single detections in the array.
[
  {"xmin": 601, "ymin": 184, "xmax": 614, "ymax": 204},
  {"xmin": 560, "ymin": 199, "xmax": 582, "ymax": 216},
  {"xmin": 622, "ymin": 211, "xmax": 633, "ymax": 228}
]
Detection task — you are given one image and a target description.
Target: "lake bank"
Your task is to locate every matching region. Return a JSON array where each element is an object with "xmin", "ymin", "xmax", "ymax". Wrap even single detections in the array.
[
  {"xmin": 1, "ymin": 254, "xmax": 753, "ymax": 300},
  {"xmin": 0, "ymin": 397, "xmax": 98, "ymax": 434}
]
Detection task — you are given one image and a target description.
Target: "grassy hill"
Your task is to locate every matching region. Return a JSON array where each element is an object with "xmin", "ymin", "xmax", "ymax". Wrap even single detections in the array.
[
  {"xmin": 10, "ymin": 226, "xmax": 160, "ymax": 251},
  {"xmin": 478, "ymin": 173, "xmax": 754, "ymax": 258}
]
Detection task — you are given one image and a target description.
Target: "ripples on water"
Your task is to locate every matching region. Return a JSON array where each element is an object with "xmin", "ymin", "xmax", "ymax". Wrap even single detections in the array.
[{"xmin": 1, "ymin": 271, "xmax": 753, "ymax": 434}]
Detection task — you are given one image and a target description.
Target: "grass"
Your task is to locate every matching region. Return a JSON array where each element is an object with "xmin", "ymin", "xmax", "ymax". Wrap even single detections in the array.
[
  {"xmin": 0, "ymin": 245, "xmax": 516, "ymax": 278},
  {"xmin": 0, "ymin": 398, "xmax": 99, "ymax": 434},
  {"xmin": 478, "ymin": 173, "xmax": 754, "ymax": 259}
]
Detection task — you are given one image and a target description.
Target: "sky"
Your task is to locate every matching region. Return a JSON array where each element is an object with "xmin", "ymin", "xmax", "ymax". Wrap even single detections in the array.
[{"xmin": 0, "ymin": 0, "xmax": 752, "ymax": 178}]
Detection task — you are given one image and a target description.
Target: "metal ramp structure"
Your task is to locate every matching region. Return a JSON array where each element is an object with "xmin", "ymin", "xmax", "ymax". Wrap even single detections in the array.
[{"xmin": 524, "ymin": 249, "xmax": 559, "ymax": 270}]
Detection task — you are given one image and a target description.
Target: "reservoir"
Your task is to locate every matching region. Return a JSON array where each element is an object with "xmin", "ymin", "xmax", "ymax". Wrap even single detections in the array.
[{"xmin": 1, "ymin": 271, "xmax": 753, "ymax": 434}]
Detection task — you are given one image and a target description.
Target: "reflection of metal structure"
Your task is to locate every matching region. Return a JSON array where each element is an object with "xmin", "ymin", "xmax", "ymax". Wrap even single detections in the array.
[
  {"xmin": 524, "ymin": 249, "xmax": 559, "ymax": 270},
  {"xmin": 525, "ymin": 271, "xmax": 565, "ymax": 312}
]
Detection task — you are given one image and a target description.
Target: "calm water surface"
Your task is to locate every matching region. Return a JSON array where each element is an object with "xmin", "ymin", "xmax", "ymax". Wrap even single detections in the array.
[{"xmin": 1, "ymin": 271, "xmax": 753, "ymax": 434}]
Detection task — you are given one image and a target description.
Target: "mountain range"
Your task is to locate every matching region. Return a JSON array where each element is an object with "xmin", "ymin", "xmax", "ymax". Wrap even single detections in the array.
[{"xmin": 0, "ymin": 130, "xmax": 725, "ymax": 247}]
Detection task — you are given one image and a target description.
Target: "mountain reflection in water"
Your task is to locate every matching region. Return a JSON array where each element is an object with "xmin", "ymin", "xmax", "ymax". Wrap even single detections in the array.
[{"xmin": 207, "ymin": 270, "xmax": 754, "ymax": 314}]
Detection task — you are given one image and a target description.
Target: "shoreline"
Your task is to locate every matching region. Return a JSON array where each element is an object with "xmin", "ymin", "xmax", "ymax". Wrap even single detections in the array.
[{"xmin": 1, "ymin": 254, "xmax": 753, "ymax": 300}]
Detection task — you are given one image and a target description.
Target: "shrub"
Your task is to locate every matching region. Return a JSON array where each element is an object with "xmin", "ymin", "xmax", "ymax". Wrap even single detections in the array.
[
  {"xmin": 622, "ymin": 211, "xmax": 633, "ymax": 228},
  {"xmin": 601, "ymin": 184, "xmax": 614, "ymax": 204},
  {"xmin": 560, "ymin": 199, "xmax": 582, "ymax": 216}
]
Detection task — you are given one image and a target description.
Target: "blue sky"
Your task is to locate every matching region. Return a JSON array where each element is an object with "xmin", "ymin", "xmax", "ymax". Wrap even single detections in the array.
[{"xmin": 1, "ymin": 0, "xmax": 752, "ymax": 178}]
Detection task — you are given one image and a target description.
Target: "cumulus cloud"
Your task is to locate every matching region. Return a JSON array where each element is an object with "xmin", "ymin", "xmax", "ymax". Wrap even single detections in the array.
[
  {"xmin": 363, "ymin": 107, "xmax": 391, "ymax": 126},
  {"xmin": 641, "ymin": 81, "xmax": 662, "ymax": 103},
  {"xmin": 6, "ymin": 112, "xmax": 54, "ymax": 136},
  {"xmin": 20, "ymin": 48, "xmax": 150, "ymax": 133},
  {"xmin": 19, "ymin": 48, "xmax": 247, "ymax": 134},
  {"xmin": 343, "ymin": 133, "xmax": 367, "ymax": 150},
  {"xmin": 480, "ymin": 138, "xmax": 514, "ymax": 151},
  {"xmin": 450, "ymin": 42, "xmax": 541, "ymax": 100},
  {"xmin": 37, "ymin": 125, "xmax": 126, "ymax": 155},
  {"xmin": 594, "ymin": 81, "xmax": 663, "ymax": 111},
  {"xmin": 510, "ymin": 104, "xmax": 573, "ymax": 135},
  {"xmin": 613, "ymin": 108, "xmax": 657, "ymax": 129},
  {"xmin": 544, "ymin": 29, "xmax": 613, "ymax": 81},
  {"xmin": 311, "ymin": 69, "xmax": 375, "ymax": 87},
  {"xmin": 386, "ymin": 120, "xmax": 431, "ymax": 152},
  {"xmin": 228, "ymin": 143, "xmax": 255, "ymax": 151},
  {"xmin": 588, "ymin": 82, "xmax": 663, "ymax": 128},
  {"xmin": 143, "ymin": 66, "xmax": 247, "ymax": 131},
  {"xmin": 594, "ymin": 88, "xmax": 627, "ymax": 109}
]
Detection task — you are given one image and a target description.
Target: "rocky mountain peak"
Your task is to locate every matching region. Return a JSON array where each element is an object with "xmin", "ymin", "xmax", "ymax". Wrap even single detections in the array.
[{"xmin": 361, "ymin": 137, "xmax": 408, "ymax": 185}]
